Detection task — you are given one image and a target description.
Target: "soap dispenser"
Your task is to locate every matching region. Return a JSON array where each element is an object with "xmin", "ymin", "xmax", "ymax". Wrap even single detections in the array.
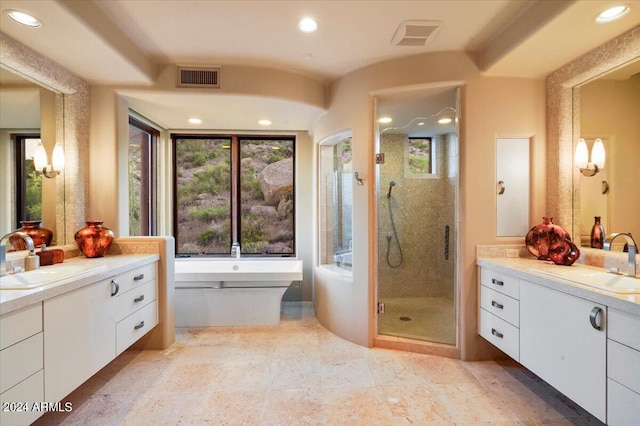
[{"xmin": 25, "ymin": 249, "xmax": 40, "ymax": 271}]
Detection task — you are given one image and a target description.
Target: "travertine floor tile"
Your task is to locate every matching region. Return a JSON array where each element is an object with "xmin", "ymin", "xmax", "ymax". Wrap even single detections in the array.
[{"xmin": 34, "ymin": 302, "xmax": 602, "ymax": 426}]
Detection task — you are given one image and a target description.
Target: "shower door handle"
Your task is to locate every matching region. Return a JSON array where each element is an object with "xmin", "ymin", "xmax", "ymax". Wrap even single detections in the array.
[{"xmin": 444, "ymin": 225, "xmax": 450, "ymax": 260}]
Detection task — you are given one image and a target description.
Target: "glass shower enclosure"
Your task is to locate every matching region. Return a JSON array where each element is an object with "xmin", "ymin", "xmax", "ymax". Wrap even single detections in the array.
[{"xmin": 376, "ymin": 88, "xmax": 458, "ymax": 345}]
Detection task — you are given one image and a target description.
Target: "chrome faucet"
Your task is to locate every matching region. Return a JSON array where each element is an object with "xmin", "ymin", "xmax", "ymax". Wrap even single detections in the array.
[
  {"xmin": 604, "ymin": 233, "xmax": 638, "ymax": 278},
  {"xmin": 0, "ymin": 231, "xmax": 36, "ymax": 276}
]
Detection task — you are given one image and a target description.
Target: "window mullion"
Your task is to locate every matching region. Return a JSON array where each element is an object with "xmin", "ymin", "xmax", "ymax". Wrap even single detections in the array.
[{"xmin": 231, "ymin": 135, "xmax": 240, "ymax": 246}]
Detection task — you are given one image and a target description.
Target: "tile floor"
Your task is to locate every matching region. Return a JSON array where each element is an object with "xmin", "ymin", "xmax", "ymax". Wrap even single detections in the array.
[{"xmin": 35, "ymin": 302, "xmax": 602, "ymax": 425}]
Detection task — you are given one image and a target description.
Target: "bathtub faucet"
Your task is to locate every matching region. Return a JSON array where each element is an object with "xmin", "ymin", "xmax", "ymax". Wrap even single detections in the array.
[{"xmin": 604, "ymin": 232, "xmax": 637, "ymax": 278}]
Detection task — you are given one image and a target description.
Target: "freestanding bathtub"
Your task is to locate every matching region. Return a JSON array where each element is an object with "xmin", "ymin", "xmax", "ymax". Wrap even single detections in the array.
[{"xmin": 174, "ymin": 258, "xmax": 303, "ymax": 326}]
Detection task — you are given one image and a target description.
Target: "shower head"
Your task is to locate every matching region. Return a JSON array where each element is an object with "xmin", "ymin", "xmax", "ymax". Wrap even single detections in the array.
[{"xmin": 387, "ymin": 181, "xmax": 397, "ymax": 198}]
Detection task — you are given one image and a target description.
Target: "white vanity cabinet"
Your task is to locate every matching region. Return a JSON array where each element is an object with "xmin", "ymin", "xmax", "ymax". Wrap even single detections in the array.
[
  {"xmin": 44, "ymin": 261, "xmax": 158, "ymax": 403},
  {"xmin": 114, "ymin": 262, "xmax": 158, "ymax": 355},
  {"xmin": 607, "ymin": 309, "xmax": 640, "ymax": 426},
  {"xmin": 44, "ymin": 277, "xmax": 117, "ymax": 403},
  {"xmin": 520, "ymin": 281, "xmax": 606, "ymax": 422},
  {"xmin": 0, "ymin": 303, "xmax": 44, "ymax": 426},
  {"xmin": 478, "ymin": 267, "xmax": 520, "ymax": 361}
]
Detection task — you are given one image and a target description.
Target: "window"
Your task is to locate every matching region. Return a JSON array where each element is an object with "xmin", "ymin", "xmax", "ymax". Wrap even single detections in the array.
[
  {"xmin": 128, "ymin": 117, "xmax": 158, "ymax": 236},
  {"xmin": 173, "ymin": 134, "xmax": 295, "ymax": 256},
  {"xmin": 406, "ymin": 137, "xmax": 433, "ymax": 176},
  {"xmin": 319, "ymin": 134, "xmax": 352, "ymax": 269},
  {"xmin": 14, "ymin": 134, "xmax": 42, "ymax": 226}
]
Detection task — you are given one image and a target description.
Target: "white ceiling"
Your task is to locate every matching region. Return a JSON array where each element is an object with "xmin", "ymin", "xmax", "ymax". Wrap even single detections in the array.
[{"xmin": 1, "ymin": 0, "xmax": 639, "ymax": 131}]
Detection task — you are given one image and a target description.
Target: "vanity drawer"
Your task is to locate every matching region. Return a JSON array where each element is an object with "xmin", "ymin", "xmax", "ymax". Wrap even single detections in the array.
[
  {"xmin": 0, "ymin": 303, "xmax": 42, "ymax": 350},
  {"xmin": 116, "ymin": 279, "xmax": 157, "ymax": 321},
  {"xmin": 479, "ymin": 308, "xmax": 519, "ymax": 362},
  {"xmin": 0, "ymin": 333, "xmax": 43, "ymax": 394},
  {"xmin": 608, "ymin": 309, "xmax": 640, "ymax": 352},
  {"xmin": 480, "ymin": 267, "xmax": 519, "ymax": 300},
  {"xmin": 480, "ymin": 285, "xmax": 519, "ymax": 327},
  {"xmin": 608, "ymin": 340, "xmax": 640, "ymax": 395},
  {"xmin": 113, "ymin": 262, "xmax": 157, "ymax": 295},
  {"xmin": 116, "ymin": 300, "xmax": 158, "ymax": 355},
  {"xmin": 607, "ymin": 378, "xmax": 640, "ymax": 426},
  {"xmin": 0, "ymin": 370, "xmax": 44, "ymax": 426}
]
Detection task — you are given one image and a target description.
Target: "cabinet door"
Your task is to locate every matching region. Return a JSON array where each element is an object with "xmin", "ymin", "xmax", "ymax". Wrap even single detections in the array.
[
  {"xmin": 496, "ymin": 138, "xmax": 529, "ymax": 237},
  {"xmin": 520, "ymin": 282, "xmax": 606, "ymax": 422},
  {"xmin": 44, "ymin": 279, "xmax": 116, "ymax": 402}
]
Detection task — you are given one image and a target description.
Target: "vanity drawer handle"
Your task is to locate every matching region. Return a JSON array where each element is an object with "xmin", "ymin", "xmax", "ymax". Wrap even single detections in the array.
[
  {"xmin": 134, "ymin": 321, "xmax": 145, "ymax": 330},
  {"xmin": 491, "ymin": 300, "xmax": 504, "ymax": 309},
  {"xmin": 111, "ymin": 279, "xmax": 120, "ymax": 296},
  {"xmin": 134, "ymin": 295, "xmax": 145, "ymax": 303},
  {"xmin": 590, "ymin": 307, "xmax": 603, "ymax": 330},
  {"xmin": 133, "ymin": 273, "xmax": 145, "ymax": 281},
  {"xmin": 491, "ymin": 328, "xmax": 504, "ymax": 339},
  {"xmin": 491, "ymin": 278, "xmax": 504, "ymax": 286}
]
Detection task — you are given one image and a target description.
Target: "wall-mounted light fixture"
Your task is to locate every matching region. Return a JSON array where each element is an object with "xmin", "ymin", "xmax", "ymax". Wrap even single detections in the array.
[
  {"xmin": 575, "ymin": 137, "xmax": 605, "ymax": 177},
  {"xmin": 33, "ymin": 142, "xmax": 64, "ymax": 179}
]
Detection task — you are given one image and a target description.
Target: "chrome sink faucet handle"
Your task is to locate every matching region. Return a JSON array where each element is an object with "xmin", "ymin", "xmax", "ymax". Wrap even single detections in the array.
[
  {"xmin": 603, "ymin": 232, "xmax": 637, "ymax": 278},
  {"xmin": 0, "ymin": 231, "xmax": 35, "ymax": 277}
]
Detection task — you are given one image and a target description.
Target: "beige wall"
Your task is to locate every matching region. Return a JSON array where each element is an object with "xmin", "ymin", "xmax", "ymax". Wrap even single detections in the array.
[{"xmin": 461, "ymin": 76, "xmax": 547, "ymax": 360}]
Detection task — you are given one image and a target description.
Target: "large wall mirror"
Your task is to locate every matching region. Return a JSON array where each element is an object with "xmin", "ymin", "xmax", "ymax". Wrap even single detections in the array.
[
  {"xmin": 576, "ymin": 58, "xmax": 640, "ymax": 246},
  {"xmin": 0, "ymin": 32, "xmax": 89, "ymax": 246},
  {"xmin": 546, "ymin": 26, "xmax": 639, "ymax": 245},
  {"xmin": 0, "ymin": 67, "xmax": 58, "ymax": 241}
]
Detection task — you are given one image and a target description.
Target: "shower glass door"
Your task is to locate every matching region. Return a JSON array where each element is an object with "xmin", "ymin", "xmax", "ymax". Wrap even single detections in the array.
[{"xmin": 376, "ymin": 88, "xmax": 458, "ymax": 345}]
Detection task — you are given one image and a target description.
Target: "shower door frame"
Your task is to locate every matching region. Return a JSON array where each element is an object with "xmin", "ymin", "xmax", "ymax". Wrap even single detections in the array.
[{"xmin": 371, "ymin": 88, "xmax": 462, "ymax": 358}]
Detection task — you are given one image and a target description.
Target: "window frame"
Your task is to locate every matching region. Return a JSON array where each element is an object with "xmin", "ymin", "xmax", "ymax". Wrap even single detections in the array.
[
  {"xmin": 128, "ymin": 116, "xmax": 159, "ymax": 236},
  {"xmin": 13, "ymin": 133, "xmax": 41, "ymax": 228},
  {"xmin": 172, "ymin": 133, "xmax": 296, "ymax": 257}
]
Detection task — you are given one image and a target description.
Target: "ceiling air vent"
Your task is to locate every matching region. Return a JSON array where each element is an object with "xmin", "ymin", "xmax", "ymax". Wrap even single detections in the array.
[
  {"xmin": 391, "ymin": 20, "xmax": 441, "ymax": 47},
  {"xmin": 177, "ymin": 66, "xmax": 221, "ymax": 88}
]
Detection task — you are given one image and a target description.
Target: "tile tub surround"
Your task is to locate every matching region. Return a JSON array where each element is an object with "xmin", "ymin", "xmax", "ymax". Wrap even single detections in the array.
[{"xmin": 34, "ymin": 302, "xmax": 600, "ymax": 425}]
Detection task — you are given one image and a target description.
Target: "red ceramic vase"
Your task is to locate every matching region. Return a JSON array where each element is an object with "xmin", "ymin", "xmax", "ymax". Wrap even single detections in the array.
[
  {"xmin": 525, "ymin": 217, "xmax": 572, "ymax": 260},
  {"xmin": 75, "ymin": 221, "xmax": 114, "ymax": 258},
  {"xmin": 9, "ymin": 220, "xmax": 53, "ymax": 250},
  {"xmin": 548, "ymin": 238, "xmax": 581, "ymax": 266},
  {"xmin": 590, "ymin": 216, "xmax": 605, "ymax": 249}
]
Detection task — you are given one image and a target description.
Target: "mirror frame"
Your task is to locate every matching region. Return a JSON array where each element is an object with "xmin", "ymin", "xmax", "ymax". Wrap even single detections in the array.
[
  {"xmin": 0, "ymin": 31, "xmax": 89, "ymax": 245},
  {"xmin": 546, "ymin": 26, "xmax": 639, "ymax": 241}
]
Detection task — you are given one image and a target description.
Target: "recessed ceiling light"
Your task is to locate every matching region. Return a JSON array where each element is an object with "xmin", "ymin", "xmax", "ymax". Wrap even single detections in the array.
[
  {"xmin": 438, "ymin": 118, "xmax": 453, "ymax": 124},
  {"xmin": 378, "ymin": 117, "xmax": 393, "ymax": 124},
  {"xmin": 417, "ymin": 122, "xmax": 425, "ymax": 126},
  {"xmin": 302, "ymin": 52, "xmax": 313, "ymax": 60},
  {"xmin": 258, "ymin": 119, "xmax": 272, "ymax": 126},
  {"xmin": 298, "ymin": 17, "xmax": 317, "ymax": 33},
  {"xmin": 6, "ymin": 10, "xmax": 42, "ymax": 27},
  {"xmin": 595, "ymin": 5, "xmax": 630, "ymax": 23},
  {"xmin": 188, "ymin": 117, "xmax": 202, "ymax": 124}
]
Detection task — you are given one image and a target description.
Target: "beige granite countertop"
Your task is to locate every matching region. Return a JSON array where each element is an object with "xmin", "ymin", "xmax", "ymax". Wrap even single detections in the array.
[
  {"xmin": 0, "ymin": 254, "xmax": 159, "ymax": 316},
  {"xmin": 477, "ymin": 256, "xmax": 640, "ymax": 317}
]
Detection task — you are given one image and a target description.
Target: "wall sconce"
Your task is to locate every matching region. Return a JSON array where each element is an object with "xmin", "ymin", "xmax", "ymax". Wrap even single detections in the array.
[
  {"xmin": 33, "ymin": 142, "xmax": 65, "ymax": 179},
  {"xmin": 575, "ymin": 138, "xmax": 605, "ymax": 177}
]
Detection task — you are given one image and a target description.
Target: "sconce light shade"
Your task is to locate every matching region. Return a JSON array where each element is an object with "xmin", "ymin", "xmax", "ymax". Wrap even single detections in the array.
[
  {"xmin": 33, "ymin": 143, "xmax": 48, "ymax": 171},
  {"xmin": 52, "ymin": 143, "xmax": 65, "ymax": 171},
  {"xmin": 591, "ymin": 138, "xmax": 605, "ymax": 169},
  {"xmin": 32, "ymin": 142, "xmax": 64, "ymax": 178},
  {"xmin": 575, "ymin": 138, "xmax": 589, "ymax": 169}
]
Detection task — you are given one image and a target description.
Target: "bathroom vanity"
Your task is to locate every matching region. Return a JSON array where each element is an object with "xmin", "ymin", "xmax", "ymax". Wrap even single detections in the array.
[
  {"xmin": 0, "ymin": 254, "xmax": 159, "ymax": 426},
  {"xmin": 477, "ymin": 256, "xmax": 640, "ymax": 425}
]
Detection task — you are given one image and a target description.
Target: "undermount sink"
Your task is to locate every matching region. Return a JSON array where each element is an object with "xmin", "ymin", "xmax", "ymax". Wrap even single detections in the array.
[
  {"xmin": 0, "ymin": 263, "xmax": 108, "ymax": 290},
  {"xmin": 530, "ymin": 264, "xmax": 640, "ymax": 294}
]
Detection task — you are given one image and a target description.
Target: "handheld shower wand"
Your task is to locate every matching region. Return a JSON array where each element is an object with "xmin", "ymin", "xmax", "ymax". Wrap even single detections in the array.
[{"xmin": 387, "ymin": 181, "xmax": 396, "ymax": 198}]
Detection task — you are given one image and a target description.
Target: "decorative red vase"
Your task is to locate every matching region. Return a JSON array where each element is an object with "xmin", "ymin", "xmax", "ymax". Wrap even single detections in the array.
[
  {"xmin": 75, "ymin": 221, "xmax": 114, "ymax": 258},
  {"xmin": 9, "ymin": 220, "xmax": 53, "ymax": 250},
  {"xmin": 590, "ymin": 216, "xmax": 605, "ymax": 249},
  {"xmin": 548, "ymin": 238, "xmax": 581, "ymax": 266},
  {"xmin": 525, "ymin": 217, "xmax": 572, "ymax": 261}
]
